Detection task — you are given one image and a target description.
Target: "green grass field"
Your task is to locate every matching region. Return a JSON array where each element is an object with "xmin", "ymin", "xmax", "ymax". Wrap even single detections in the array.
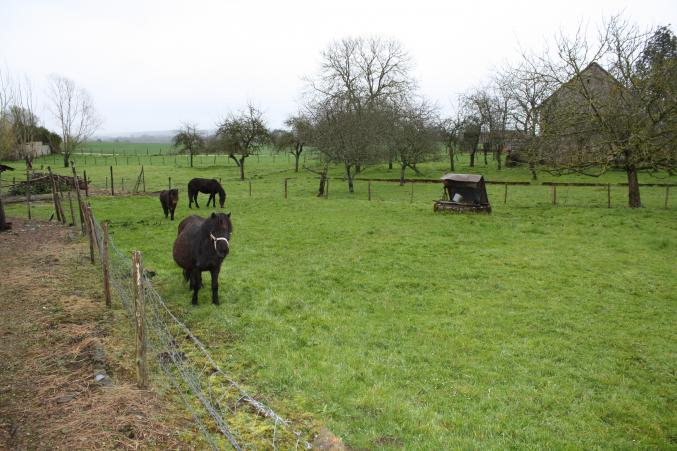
[{"xmin": 3, "ymin": 147, "xmax": 676, "ymax": 449}]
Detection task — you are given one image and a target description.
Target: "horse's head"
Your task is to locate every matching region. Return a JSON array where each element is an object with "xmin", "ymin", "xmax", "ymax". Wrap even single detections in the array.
[
  {"xmin": 169, "ymin": 189, "xmax": 179, "ymax": 206},
  {"xmin": 208, "ymin": 212, "xmax": 232, "ymax": 258},
  {"xmin": 218, "ymin": 186, "xmax": 226, "ymax": 208}
]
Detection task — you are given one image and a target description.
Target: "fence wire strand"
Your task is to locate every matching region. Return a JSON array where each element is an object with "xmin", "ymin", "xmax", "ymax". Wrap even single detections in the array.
[{"xmin": 89, "ymin": 213, "xmax": 312, "ymax": 450}]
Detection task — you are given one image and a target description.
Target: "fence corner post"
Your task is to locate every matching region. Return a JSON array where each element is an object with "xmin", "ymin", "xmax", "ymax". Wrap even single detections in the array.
[{"xmin": 132, "ymin": 250, "xmax": 149, "ymax": 389}]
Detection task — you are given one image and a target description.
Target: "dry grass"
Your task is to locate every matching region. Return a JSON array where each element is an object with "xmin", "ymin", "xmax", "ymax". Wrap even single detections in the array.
[{"xmin": 0, "ymin": 218, "xmax": 191, "ymax": 449}]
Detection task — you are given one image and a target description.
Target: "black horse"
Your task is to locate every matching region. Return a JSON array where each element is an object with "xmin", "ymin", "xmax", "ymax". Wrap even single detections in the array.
[
  {"xmin": 187, "ymin": 178, "xmax": 226, "ymax": 209},
  {"xmin": 172, "ymin": 212, "xmax": 232, "ymax": 305},
  {"xmin": 160, "ymin": 189, "xmax": 179, "ymax": 220}
]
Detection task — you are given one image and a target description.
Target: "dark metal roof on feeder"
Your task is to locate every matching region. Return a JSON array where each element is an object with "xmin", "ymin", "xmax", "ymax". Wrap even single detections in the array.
[{"xmin": 440, "ymin": 173, "xmax": 483, "ymax": 183}]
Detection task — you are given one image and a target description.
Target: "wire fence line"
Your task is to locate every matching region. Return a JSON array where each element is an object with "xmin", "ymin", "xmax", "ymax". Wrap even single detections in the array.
[{"xmin": 88, "ymin": 209, "xmax": 313, "ymax": 450}]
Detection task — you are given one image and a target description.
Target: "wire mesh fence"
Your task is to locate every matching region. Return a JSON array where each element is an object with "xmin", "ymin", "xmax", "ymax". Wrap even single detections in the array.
[{"xmin": 88, "ymin": 210, "xmax": 313, "ymax": 450}]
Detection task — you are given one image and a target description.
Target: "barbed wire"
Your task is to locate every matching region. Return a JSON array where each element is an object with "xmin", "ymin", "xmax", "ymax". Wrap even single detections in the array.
[{"xmin": 89, "ymin": 213, "xmax": 312, "ymax": 450}]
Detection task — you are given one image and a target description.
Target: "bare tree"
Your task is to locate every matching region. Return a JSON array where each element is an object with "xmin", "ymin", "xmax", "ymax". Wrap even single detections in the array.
[
  {"xmin": 273, "ymin": 114, "xmax": 313, "ymax": 172},
  {"xmin": 386, "ymin": 99, "xmax": 439, "ymax": 185},
  {"xmin": 173, "ymin": 123, "xmax": 204, "ymax": 168},
  {"xmin": 529, "ymin": 16, "xmax": 677, "ymax": 207},
  {"xmin": 0, "ymin": 69, "xmax": 15, "ymax": 160},
  {"xmin": 48, "ymin": 75, "xmax": 101, "ymax": 167},
  {"xmin": 305, "ymin": 37, "xmax": 416, "ymax": 192},
  {"xmin": 439, "ymin": 97, "xmax": 465, "ymax": 172},
  {"xmin": 215, "ymin": 104, "xmax": 270, "ymax": 180}
]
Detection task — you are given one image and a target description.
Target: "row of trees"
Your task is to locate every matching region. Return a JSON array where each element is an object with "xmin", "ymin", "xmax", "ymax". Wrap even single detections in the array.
[
  {"xmin": 458, "ymin": 16, "xmax": 677, "ymax": 207},
  {"xmin": 0, "ymin": 70, "xmax": 101, "ymax": 168}
]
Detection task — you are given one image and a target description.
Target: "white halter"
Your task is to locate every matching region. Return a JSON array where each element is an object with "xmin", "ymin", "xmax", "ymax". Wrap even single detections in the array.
[{"xmin": 209, "ymin": 233, "xmax": 230, "ymax": 252}]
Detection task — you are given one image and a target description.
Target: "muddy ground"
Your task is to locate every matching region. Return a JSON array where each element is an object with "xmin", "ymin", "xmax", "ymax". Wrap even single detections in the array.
[{"xmin": 0, "ymin": 218, "xmax": 190, "ymax": 449}]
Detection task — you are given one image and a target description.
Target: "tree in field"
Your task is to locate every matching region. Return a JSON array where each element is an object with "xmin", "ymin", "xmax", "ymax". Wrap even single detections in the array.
[
  {"xmin": 280, "ymin": 115, "xmax": 313, "ymax": 172},
  {"xmin": 0, "ymin": 69, "xmax": 16, "ymax": 160},
  {"xmin": 439, "ymin": 98, "xmax": 465, "ymax": 172},
  {"xmin": 525, "ymin": 16, "xmax": 677, "ymax": 207},
  {"xmin": 459, "ymin": 114, "xmax": 482, "ymax": 167},
  {"xmin": 305, "ymin": 37, "xmax": 415, "ymax": 192},
  {"xmin": 215, "ymin": 104, "xmax": 270, "ymax": 180},
  {"xmin": 173, "ymin": 123, "xmax": 204, "ymax": 168},
  {"xmin": 386, "ymin": 99, "xmax": 439, "ymax": 185},
  {"xmin": 48, "ymin": 75, "xmax": 101, "ymax": 168},
  {"xmin": 494, "ymin": 60, "xmax": 553, "ymax": 180}
]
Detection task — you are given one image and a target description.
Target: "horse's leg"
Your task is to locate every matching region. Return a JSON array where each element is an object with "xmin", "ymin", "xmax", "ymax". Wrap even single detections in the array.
[
  {"xmin": 190, "ymin": 269, "xmax": 202, "ymax": 305},
  {"xmin": 195, "ymin": 193, "xmax": 200, "ymax": 209},
  {"xmin": 170, "ymin": 207, "xmax": 175, "ymax": 220},
  {"xmin": 162, "ymin": 205, "xmax": 169, "ymax": 218},
  {"xmin": 210, "ymin": 266, "xmax": 220, "ymax": 305},
  {"xmin": 209, "ymin": 193, "xmax": 215, "ymax": 207},
  {"xmin": 188, "ymin": 190, "xmax": 193, "ymax": 209}
]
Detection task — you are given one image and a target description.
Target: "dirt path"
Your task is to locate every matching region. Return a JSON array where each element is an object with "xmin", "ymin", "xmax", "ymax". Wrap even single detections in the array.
[{"xmin": 0, "ymin": 219, "xmax": 188, "ymax": 450}]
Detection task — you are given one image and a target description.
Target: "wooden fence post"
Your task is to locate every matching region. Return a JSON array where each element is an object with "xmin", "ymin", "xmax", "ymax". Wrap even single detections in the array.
[
  {"xmin": 552, "ymin": 185, "xmax": 557, "ymax": 205},
  {"xmin": 284, "ymin": 178, "xmax": 288, "ymax": 199},
  {"xmin": 142, "ymin": 165, "xmax": 146, "ymax": 192},
  {"xmin": 110, "ymin": 166, "xmax": 115, "ymax": 196},
  {"xmin": 102, "ymin": 222, "xmax": 112, "ymax": 308},
  {"xmin": 368, "ymin": 181, "xmax": 371, "ymax": 201},
  {"xmin": 249, "ymin": 180, "xmax": 252, "ymax": 197},
  {"xmin": 325, "ymin": 178, "xmax": 329, "ymax": 198},
  {"xmin": 47, "ymin": 167, "xmax": 61, "ymax": 222},
  {"xmin": 26, "ymin": 170, "xmax": 32, "ymax": 220},
  {"xmin": 665, "ymin": 186, "xmax": 670, "ymax": 209},
  {"xmin": 67, "ymin": 190, "xmax": 76, "ymax": 226},
  {"xmin": 121, "ymin": 177, "xmax": 125, "ymax": 192},
  {"xmin": 132, "ymin": 251, "xmax": 149, "ymax": 389},
  {"xmin": 607, "ymin": 184, "xmax": 611, "ymax": 208},
  {"xmin": 83, "ymin": 205, "xmax": 95, "ymax": 264},
  {"xmin": 83, "ymin": 169, "xmax": 89, "ymax": 197},
  {"xmin": 71, "ymin": 166, "xmax": 85, "ymax": 234},
  {"xmin": 504, "ymin": 183, "xmax": 508, "ymax": 204},
  {"xmin": 168, "ymin": 176, "xmax": 171, "ymax": 189},
  {"xmin": 410, "ymin": 181, "xmax": 414, "ymax": 204}
]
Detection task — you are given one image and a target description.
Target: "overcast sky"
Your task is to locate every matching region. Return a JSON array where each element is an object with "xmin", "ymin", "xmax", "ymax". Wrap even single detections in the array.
[{"xmin": 1, "ymin": 0, "xmax": 676, "ymax": 135}]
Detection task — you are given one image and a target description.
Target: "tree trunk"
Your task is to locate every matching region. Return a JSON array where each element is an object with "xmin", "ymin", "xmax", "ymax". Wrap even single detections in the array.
[
  {"xmin": 346, "ymin": 165, "xmax": 354, "ymax": 193},
  {"xmin": 317, "ymin": 171, "xmax": 327, "ymax": 197},
  {"xmin": 228, "ymin": 154, "xmax": 241, "ymax": 166},
  {"xmin": 470, "ymin": 149, "xmax": 476, "ymax": 167},
  {"xmin": 190, "ymin": 152, "xmax": 193, "ymax": 168},
  {"xmin": 399, "ymin": 164, "xmax": 406, "ymax": 186},
  {"xmin": 239, "ymin": 156, "xmax": 246, "ymax": 180},
  {"xmin": 626, "ymin": 165, "xmax": 641, "ymax": 208},
  {"xmin": 388, "ymin": 156, "xmax": 393, "ymax": 170},
  {"xmin": 63, "ymin": 153, "xmax": 70, "ymax": 168},
  {"xmin": 529, "ymin": 161, "xmax": 537, "ymax": 181},
  {"xmin": 448, "ymin": 145, "xmax": 455, "ymax": 172},
  {"xmin": 483, "ymin": 147, "xmax": 488, "ymax": 165},
  {"xmin": 294, "ymin": 144, "xmax": 303, "ymax": 172},
  {"xmin": 0, "ymin": 197, "xmax": 10, "ymax": 231},
  {"xmin": 355, "ymin": 163, "xmax": 361, "ymax": 174},
  {"xmin": 496, "ymin": 147, "xmax": 502, "ymax": 170}
]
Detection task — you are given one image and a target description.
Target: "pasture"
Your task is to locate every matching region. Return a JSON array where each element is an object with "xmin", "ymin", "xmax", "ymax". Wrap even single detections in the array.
[{"xmin": 3, "ymin": 148, "xmax": 676, "ymax": 449}]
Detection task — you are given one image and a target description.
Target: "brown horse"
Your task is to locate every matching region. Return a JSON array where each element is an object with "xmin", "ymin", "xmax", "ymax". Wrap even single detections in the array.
[
  {"xmin": 172, "ymin": 213, "xmax": 232, "ymax": 305},
  {"xmin": 160, "ymin": 189, "xmax": 179, "ymax": 220}
]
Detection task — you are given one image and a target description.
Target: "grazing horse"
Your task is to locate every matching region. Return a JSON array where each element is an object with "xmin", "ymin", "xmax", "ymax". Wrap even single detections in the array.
[
  {"xmin": 172, "ymin": 212, "xmax": 232, "ymax": 305},
  {"xmin": 187, "ymin": 178, "xmax": 226, "ymax": 209},
  {"xmin": 160, "ymin": 189, "xmax": 179, "ymax": 220}
]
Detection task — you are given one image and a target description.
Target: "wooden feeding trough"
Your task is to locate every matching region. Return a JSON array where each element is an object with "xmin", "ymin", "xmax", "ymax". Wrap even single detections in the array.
[{"xmin": 434, "ymin": 173, "xmax": 491, "ymax": 213}]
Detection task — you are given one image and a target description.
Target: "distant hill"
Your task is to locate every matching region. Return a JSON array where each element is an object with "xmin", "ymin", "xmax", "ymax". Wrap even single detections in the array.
[
  {"xmin": 95, "ymin": 129, "xmax": 214, "ymax": 144},
  {"xmin": 94, "ymin": 130, "xmax": 177, "ymax": 144}
]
